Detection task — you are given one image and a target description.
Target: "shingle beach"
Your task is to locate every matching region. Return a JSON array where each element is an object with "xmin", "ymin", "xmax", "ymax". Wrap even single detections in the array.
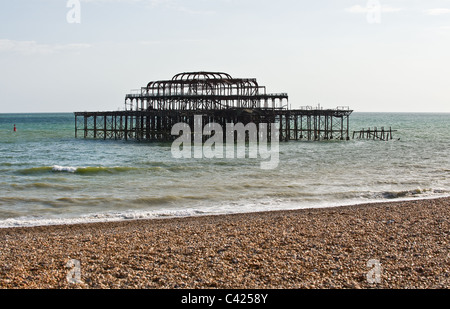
[{"xmin": 1, "ymin": 197, "xmax": 449, "ymax": 289}]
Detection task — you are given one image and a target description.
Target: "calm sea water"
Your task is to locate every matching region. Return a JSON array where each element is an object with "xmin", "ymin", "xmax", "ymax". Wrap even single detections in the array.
[{"xmin": 0, "ymin": 112, "xmax": 449, "ymax": 228}]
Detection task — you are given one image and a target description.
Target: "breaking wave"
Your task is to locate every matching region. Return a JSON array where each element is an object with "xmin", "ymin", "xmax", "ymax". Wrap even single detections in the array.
[{"xmin": 18, "ymin": 165, "xmax": 140, "ymax": 175}]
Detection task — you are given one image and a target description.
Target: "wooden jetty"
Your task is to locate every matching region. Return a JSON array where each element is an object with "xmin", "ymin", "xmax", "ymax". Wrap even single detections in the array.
[
  {"xmin": 74, "ymin": 72, "xmax": 353, "ymax": 142},
  {"xmin": 352, "ymin": 127, "xmax": 397, "ymax": 141}
]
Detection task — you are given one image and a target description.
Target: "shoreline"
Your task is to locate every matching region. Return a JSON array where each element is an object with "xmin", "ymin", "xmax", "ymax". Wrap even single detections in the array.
[
  {"xmin": 0, "ymin": 197, "xmax": 449, "ymax": 289},
  {"xmin": 2, "ymin": 193, "xmax": 449, "ymax": 230}
]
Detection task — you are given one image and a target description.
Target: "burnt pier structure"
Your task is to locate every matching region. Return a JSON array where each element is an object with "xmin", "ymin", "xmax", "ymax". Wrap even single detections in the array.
[{"xmin": 75, "ymin": 72, "xmax": 353, "ymax": 142}]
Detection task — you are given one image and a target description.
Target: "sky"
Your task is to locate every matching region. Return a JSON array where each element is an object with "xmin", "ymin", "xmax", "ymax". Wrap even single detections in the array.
[{"xmin": 0, "ymin": 0, "xmax": 449, "ymax": 113}]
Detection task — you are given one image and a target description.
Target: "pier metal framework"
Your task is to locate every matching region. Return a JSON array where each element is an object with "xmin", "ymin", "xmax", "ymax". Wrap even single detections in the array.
[
  {"xmin": 125, "ymin": 71, "xmax": 288, "ymax": 111},
  {"xmin": 75, "ymin": 72, "xmax": 353, "ymax": 142}
]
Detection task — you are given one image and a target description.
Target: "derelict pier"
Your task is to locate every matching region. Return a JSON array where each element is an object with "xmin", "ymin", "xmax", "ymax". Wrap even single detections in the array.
[{"xmin": 74, "ymin": 72, "xmax": 353, "ymax": 142}]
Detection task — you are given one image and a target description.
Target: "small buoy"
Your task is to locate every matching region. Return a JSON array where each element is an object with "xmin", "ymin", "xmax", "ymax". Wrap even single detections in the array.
[{"xmin": 13, "ymin": 124, "xmax": 17, "ymax": 132}]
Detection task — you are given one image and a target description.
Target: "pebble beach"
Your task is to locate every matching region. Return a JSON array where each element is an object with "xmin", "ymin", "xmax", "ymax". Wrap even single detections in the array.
[{"xmin": 0, "ymin": 197, "xmax": 449, "ymax": 289}]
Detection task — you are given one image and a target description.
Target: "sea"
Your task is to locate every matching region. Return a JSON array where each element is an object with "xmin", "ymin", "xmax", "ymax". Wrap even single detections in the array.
[{"xmin": 0, "ymin": 112, "xmax": 449, "ymax": 228}]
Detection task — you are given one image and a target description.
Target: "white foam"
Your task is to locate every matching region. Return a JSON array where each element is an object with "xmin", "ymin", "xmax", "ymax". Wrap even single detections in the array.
[
  {"xmin": 52, "ymin": 165, "xmax": 78, "ymax": 173},
  {"xmin": 1, "ymin": 193, "xmax": 449, "ymax": 229},
  {"xmin": 0, "ymin": 210, "xmax": 203, "ymax": 228}
]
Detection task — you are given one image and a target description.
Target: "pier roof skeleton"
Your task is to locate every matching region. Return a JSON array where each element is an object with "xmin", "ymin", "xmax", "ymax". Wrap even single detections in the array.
[{"xmin": 125, "ymin": 71, "xmax": 289, "ymax": 111}]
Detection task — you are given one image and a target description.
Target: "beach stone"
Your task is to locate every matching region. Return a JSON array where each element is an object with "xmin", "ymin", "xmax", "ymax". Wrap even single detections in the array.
[{"xmin": 0, "ymin": 197, "xmax": 449, "ymax": 289}]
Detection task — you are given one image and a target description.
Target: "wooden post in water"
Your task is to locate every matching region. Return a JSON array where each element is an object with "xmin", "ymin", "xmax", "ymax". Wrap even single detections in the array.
[
  {"xmin": 84, "ymin": 116, "xmax": 87, "ymax": 139},
  {"xmin": 75, "ymin": 115, "xmax": 78, "ymax": 138}
]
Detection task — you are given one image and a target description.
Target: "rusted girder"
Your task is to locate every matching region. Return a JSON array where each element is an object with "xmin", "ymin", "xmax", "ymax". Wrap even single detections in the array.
[{"xmin": 125, "ymin": 72, "xmax": 288, "ymax": 111}]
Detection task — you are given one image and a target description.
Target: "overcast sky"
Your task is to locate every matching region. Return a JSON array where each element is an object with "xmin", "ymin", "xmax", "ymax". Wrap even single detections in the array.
[{"xmin": 1, "ymin": 0, "xmax": 449, "ymax": 113}]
